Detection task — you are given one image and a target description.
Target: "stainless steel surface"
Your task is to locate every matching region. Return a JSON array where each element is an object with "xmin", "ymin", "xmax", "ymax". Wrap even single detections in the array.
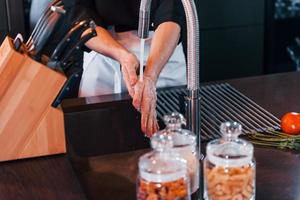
[
  {"xmin": 27, "ymin": 5, "xmax": 65, "ymax": 55},
  {"xmin": 138, "ymin": 2, "xmax": 201, "ymax": 195},
  {"xmin": 26, "ymin": 0, "xmax": 62, "ymax": 49},
  {"xmin": 33, "ymin": 10, "xmax": 62, "ymax": 55},
  {"xmin": 137, "ymin": 0, "xmax": 201, "ymax": 150},
  {"xmin": 182, "ymin": 0, "xmax": 200, "ymax": 91},
  {"xmin": 138, "ymin": 0, "xmax": 200, "ymax": 88},
  {"xmin": 27, "ymin": 9, "xmax": 53, "ymax": 51},
  {"xmin": 157, "ymin": 83, "xmax": 281, "ymax": 141},
  {"xmin": 50, "ymin": 5, "xmax": 66, "ymax": 14},
  {"xmin": 186, "ymin": 90, "xmax": 201, "ymax": 157},
  {"xmin": 181, "ymin": 0, "xmax": 201, "ymax": 165},
  {"xmin": 138, "ymin": 0, "xmax": 151, "ymax": 39}
]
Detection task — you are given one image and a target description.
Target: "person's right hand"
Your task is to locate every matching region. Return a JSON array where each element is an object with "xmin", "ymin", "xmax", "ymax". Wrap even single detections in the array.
[
  {"xmin": 120, "ymin": 52, "xmax": 139, "ymax": 97},
  {"xmin": 132, "ymin": 76, "xmax": 159, "ymax": 137}
]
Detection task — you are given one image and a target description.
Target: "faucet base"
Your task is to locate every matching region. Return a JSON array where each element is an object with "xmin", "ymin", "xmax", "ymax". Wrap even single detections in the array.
[
  {"xmin": 185, "ymin": 88, "xmax": 203, "ymax": 200},
  {"xmin": 185, "ymin": 88, "xmax": 201, "ymax": 154}
]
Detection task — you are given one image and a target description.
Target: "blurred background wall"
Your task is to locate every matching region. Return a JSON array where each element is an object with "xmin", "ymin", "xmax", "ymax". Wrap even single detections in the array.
[{"xmin": 0, "ymin": 0, "xmax": 299, "ymax": 82}]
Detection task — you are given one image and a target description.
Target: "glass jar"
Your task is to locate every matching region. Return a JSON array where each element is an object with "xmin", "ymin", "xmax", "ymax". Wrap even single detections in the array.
[
  {"xmin": 137, "ymin": 134, "xmax": 191, "ymax": 200},
  {"xmin": 160, "ymin": 113, "xmax": 200, "ymax": 198},
  {"xmin": 204, "ymin": 122, "xmax": 256, "ymax": 200}
]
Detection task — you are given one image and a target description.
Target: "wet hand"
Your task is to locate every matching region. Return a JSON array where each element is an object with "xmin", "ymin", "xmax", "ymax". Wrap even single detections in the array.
[
  {"xmin": 120, "ymin": 52, "xmax": 139, "ymax": 97},
  {"xmin": 133, "ymin": 76, "xmax": 159, "ymax": 137}
]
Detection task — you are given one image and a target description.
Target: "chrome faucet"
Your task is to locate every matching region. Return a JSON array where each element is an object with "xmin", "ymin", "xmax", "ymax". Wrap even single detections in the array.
[
  {"xmin": 138, "ymin": 0, "xmax": 151, "ymax": 39},
  {"xmin": 138, "ymin": 2, "xmax": 201, "ymax": 198},
  {"xmin": 138, "ymin": 0, "xmax": 200, "ymax": 153}
]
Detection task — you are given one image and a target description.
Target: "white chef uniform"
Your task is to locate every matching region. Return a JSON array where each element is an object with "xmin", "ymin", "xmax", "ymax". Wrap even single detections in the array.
[{"xmin": 79, "ymin": 29, "xmax": 186, "ymax": 97}]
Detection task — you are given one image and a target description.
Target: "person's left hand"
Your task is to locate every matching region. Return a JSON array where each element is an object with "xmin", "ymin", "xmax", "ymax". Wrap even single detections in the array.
[
  {"xmin": 132, "ymin": 76, "xmax": 159, "ymax": 137},
  {"xmin": 120, "ymin": 52, "xmax": 139, "ymax": 97}
]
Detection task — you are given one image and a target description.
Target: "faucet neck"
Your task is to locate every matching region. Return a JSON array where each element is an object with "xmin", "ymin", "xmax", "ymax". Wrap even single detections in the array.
[
  {"xmin": 181, "ymin": 0, "xmax": 200, "ymax": 91},
  {"xmin": 138, "ymin": 0, "xmax": 152, "ymax": 39}
]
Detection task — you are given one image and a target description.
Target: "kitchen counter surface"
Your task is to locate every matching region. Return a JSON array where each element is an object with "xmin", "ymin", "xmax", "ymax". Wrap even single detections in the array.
[
  {"xmin": 0, "ymin": 72, "xmax": 300, "ymax": 200},
  {"xmin": 0, "ymin": 155, "xmax": 87, "ymax": 200}
]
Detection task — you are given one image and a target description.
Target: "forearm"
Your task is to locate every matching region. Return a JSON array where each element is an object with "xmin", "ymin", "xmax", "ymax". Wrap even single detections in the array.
[
  {"xmin": 84, "ymin": 26, "xmax": 139, "ymax": 95},
  {"xmin": 144, "ymin": 22, "xmax": 181, "ymax": 82},
  {"xmin": 83, "ymin": 26, "xmax": 129, "ymax": 63}
]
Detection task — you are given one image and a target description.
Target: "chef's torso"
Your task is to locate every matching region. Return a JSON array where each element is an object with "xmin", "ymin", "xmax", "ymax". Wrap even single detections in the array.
[{"xmin": 79, "ymin": 29, "xmax": 186, "ymax": 97}]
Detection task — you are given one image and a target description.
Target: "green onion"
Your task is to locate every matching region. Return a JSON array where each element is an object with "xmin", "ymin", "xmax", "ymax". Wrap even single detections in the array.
[{"xmin": 246, "ymin": 130, "xmax": 300, "ymax": 150}]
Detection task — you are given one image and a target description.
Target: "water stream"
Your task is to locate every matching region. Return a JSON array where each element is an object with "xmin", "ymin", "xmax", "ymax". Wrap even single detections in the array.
[{"xmin": 139, "ymin": 38, "xmax": 145, "ymax": 81}]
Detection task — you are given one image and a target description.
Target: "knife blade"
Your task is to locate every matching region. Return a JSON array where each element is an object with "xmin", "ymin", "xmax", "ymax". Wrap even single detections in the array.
[
  {"xmin": 28, "ymin": 12, "xmax": 60, "ymax": 59},
  {"xmin": 27, "ymin": 9, "xmax": 54, "ymax": 52},
  {"xmin": 34, "ymin": 6, "xmax": 66, "ymax": 54},
  {"xmin": 29, "ymin": 6, "xmax": 66, "ymax": 60},
  {"xmin": 26, "ymin": 0, "xmax": 62, "ymax": 48}
]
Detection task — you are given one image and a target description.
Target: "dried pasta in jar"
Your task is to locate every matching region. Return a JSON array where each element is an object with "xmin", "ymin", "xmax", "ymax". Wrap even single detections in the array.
[
  {"xmin": 137, "ymin": 177, "xmax": 190, "ymax": 200},
  {"xmin": 204, "ymin": 161, "xmax": 255, "ymax": 200},
  {"xmin": 204, "ymin": 122, "xmax": 256, "ymax": 200},
  {"xmin": 137, "ymin": 133, "xmax": 191, "ymax": 200}
]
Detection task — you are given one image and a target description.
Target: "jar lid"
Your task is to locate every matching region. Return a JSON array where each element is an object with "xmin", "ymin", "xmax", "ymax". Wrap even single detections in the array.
[
  {"xmin": 159, "ymin": 113, "xmax": 196, "ymax": 148},
  {"xmin": 151, "ymin": 133, "xmax": 174, "ymax": 151},
  {"xmin": 206, "ymin": 122, "xmax": 254, "ymax": 167},
  {"xmin": 163, "ymin": 112, "xmax": 187, "ymax": 129},
  {"xmin": 139, "ymin": 134, "xmax": 187, "ymax": 182}
]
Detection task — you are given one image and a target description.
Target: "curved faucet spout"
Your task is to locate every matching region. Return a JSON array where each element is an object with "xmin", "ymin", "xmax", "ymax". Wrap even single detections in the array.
[
  {"xmin": 182, "ymin": 0, "xmax": 199, "ymax": 91},
  {"xmin": 138, "ymin": 0, "xmax": 201, "ymax": 196},
  {"xmin": 138, "ymin": 0, "xmax": 200, "ymax": 150}
]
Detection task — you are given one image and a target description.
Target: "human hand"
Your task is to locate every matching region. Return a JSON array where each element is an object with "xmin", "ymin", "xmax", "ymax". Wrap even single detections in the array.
[
  {"xmin": 120, "ymin": 52, "xmax": 139, "ymax": 97},
  {"xmin": 133, "ymin": 76, "xmax": 159, "ymax": 137}
]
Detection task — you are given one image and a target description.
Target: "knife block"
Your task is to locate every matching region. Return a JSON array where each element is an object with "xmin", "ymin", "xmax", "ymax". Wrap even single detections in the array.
[{"xmin": 0, "ymin": 36, "xmax": 67, "ymax": 162}]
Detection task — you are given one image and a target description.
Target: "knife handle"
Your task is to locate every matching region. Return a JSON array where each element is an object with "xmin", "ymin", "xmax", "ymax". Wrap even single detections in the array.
[
  {"xmin": 60, "ymin": 29, "xmax": 97, "ymax": 69},
  {"xmin": 52, "ymin": 69, "xmax": 83, "ymax": 107},
  {"xmin": 50, "ymin": 20, "xmax": 90, "ymax": 61},
  {"xmin": 13, "ymin": 33, "xmax": 24, "ymax": 52}
]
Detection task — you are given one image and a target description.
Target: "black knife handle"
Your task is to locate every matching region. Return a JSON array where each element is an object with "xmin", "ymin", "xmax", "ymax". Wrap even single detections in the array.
[
  {"xmin": 13, "ymin": 33, "xmax": 24, "ymax": 52},
  {"xmin": 60, "ymin": 29, "xmax": 97, "ymax": 68},
  {"xmin": 52, "ymin": 69, "xmax": 83, "ymax": 107},
  {"xmin": 50, "ymin": 20, "xmax": 90, "ymax": 61}
]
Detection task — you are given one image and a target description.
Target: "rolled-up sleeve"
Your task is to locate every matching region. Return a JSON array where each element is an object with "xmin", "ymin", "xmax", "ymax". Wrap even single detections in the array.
[
  {"xmin": 152, "ymin": 0, "xmax": 185, "ymax": 31},
  {"xmin": 152, "ymin": 0, "xmax": 186, "ymax": 43}
]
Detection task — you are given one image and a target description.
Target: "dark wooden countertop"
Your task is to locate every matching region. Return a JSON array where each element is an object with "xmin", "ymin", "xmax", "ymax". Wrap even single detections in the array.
[
  {"xmin": 0, "ymin": 155, "xmax": 87, "ymax": 200},
  {"xmin": 0, "ymin": 72, "xmax": 300, "ymax": 200}
]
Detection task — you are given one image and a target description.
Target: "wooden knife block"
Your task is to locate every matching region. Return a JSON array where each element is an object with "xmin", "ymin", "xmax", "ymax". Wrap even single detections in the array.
[{"xmin": 0, "ymin": 36, "xmax": 67, "ymax": 162}]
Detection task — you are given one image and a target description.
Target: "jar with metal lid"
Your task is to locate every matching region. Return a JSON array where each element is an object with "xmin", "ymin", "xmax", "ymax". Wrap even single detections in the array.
[
  {"xmin": 137, "ymin": 134, "xmax": 191, "ymax": 200},
  {"xmin": 154, "ymin": 113, "xmax": 200, "ymax": 199},
  {"xmin": 204, "ymin": 122, "xmax": 256, "ymax": 200}
]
